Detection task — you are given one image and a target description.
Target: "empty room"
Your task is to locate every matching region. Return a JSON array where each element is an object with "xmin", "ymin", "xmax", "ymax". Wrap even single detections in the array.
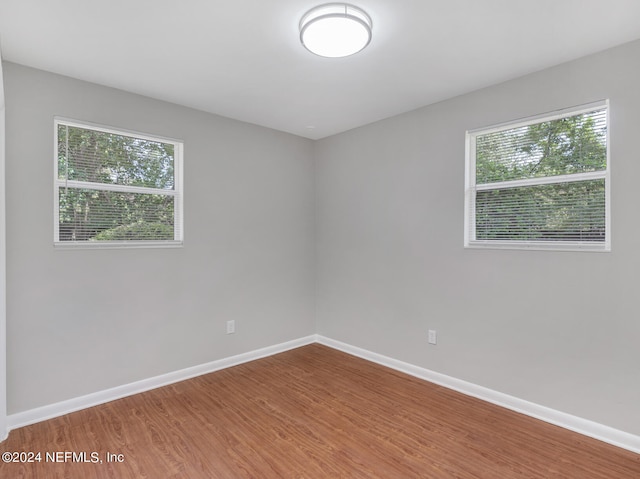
[{"xmin": 0, "ymin": 1, "xmax": 639, "ymax": 477}]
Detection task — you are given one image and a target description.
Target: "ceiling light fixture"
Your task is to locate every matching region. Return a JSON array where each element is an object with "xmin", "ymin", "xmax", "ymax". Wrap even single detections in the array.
[{"xmin": 299, "ymin": 3, "xmax": 372, "ymax": 58}]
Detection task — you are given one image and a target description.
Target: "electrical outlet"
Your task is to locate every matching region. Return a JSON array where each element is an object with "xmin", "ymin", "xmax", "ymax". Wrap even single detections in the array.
[
  {"xmin": 226, "ymin": 320, "xmax": 235, "ymax": 334},
  {"xmin": 428, "ymin": 329, "xmax": 437, "ymax": 345}
]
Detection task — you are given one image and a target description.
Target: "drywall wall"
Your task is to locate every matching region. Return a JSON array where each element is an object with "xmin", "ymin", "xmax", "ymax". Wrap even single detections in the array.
[
  {"xmin": 0, "ymin": 54, "xmax": 7, "ymax": 439},
  {"xmin": 4, "ymin": 62, "xmax": 315, "ymax": 414},
  {"xmin": 315, "ymin": 39, "xmax": 640, "ymax": 435}
]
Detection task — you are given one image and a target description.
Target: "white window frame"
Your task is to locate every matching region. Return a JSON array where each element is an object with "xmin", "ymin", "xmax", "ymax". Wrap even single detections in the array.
[
  {"xmin": 464, "ymin": 100, "xmax": 610, "ymax": 252},
  {"xmin": 53, "ymin": 118, "xmax": 184, "ymax": 249}
]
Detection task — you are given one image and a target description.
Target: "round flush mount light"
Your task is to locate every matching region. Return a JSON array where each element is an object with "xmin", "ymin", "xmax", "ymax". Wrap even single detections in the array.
[{"xmin": 300, "ymin": 3, "xmax": 372, "ymax": 58}]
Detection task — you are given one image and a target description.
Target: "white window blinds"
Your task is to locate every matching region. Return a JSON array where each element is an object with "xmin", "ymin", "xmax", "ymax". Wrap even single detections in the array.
[
  {"xmin": 465, "ymin": 101, "xmax": 609, "ymax": 251},
  {"xmin": 54, "ymin": 119, "xmax": 183, "ymax": 247}
]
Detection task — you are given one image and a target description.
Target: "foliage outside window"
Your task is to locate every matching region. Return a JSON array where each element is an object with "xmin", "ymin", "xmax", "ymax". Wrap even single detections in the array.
[
  {"xmin": 54, "ymin": 119, "xmax": 183, "ymax": 247},
  {"xmin": 464, "ymin": 101, "xmax": 609, "ymax": 251}
]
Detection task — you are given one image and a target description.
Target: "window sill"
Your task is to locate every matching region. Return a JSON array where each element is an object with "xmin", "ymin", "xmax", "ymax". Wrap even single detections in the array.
[
  {"xmin": 465, "ymin": 240, "xmax": 610, "ymax": 252},
  {"xmin": 54, "ymin": 240, "xmax": 183, "ymax": 250}
]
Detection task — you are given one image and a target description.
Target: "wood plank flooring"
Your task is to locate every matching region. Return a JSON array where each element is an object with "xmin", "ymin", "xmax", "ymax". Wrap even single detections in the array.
[{"xmin": 0, "ymin": 344, "xmax": 638, "ymax": 478}]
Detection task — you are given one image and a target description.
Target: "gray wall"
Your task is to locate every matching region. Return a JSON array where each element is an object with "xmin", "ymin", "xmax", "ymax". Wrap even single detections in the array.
[
  {"xmin": 315, "ymin": 39, "xmax": 640, "ymax": 435},
  {"xmin": 4, "ymin": 62, "xmax": 316, "ymax": 414}
]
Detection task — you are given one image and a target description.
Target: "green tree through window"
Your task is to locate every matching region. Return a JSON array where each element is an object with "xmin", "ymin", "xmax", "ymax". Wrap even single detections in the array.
[
  {"xmin": 55, "ymin": 120, "xmax": 183, "ymax": 245},
  {"xmin": 465, "ymin": 102, "xmax": 609, "ymax": 250}
]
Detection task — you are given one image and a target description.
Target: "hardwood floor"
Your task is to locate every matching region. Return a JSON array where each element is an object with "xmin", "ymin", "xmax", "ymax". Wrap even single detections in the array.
[{"xmin": 1, "ymin": 344, "xmax": 638, "ymax": 478}]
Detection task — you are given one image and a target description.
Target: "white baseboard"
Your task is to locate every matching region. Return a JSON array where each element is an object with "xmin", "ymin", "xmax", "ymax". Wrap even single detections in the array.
[
  {"xmin": 316, "ymin": 335, "xmax": 640, "ymax": 455},
  {"xmin": 7, "ymin": 335, "xmax": 317, "ymax": 432},
  {"xmin": 6, "ymin": 333, "xmax": 640, "ymax": 455}
]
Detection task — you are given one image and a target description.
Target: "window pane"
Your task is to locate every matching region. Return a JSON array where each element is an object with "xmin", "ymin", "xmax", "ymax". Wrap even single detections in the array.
[
  {"xmin": 475, "ymin": 180, "xmax": 605, "ymax": 242},
  {"xmin": 476, "ymin": 109, "xmax": 607, "ymax": 184},
  {"xmin": 57, "ymin": 125, "xmax": 175, "ymax": 190},
  {"xmin": 58, "ymin": 187, "xmax": 175, "ymax": 242}
]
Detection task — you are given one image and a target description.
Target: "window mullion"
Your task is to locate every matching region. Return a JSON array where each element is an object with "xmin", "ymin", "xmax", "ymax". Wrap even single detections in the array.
[
  {"xmin": 54, "ymin": 179, "xmax": 177, "ymax": 196},
  {"xmin": 476, "ymin": 170, "xmax": 607, "ymax": 191}
]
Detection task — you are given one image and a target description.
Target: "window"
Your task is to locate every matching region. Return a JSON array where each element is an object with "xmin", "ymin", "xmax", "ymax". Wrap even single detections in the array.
[
  {"xmin": 54, "ymin": 119, "xmax": 183, "ymax": 247},
  {"xmin": 464, "ymin": 101, "xmax": 609, "ymax": 251}
]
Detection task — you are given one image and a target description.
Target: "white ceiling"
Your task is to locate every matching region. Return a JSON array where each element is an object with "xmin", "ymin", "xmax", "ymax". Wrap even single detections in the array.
[{"xmin": 1, "ymin": 0, "xmax": 640, "ymax": 139}]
